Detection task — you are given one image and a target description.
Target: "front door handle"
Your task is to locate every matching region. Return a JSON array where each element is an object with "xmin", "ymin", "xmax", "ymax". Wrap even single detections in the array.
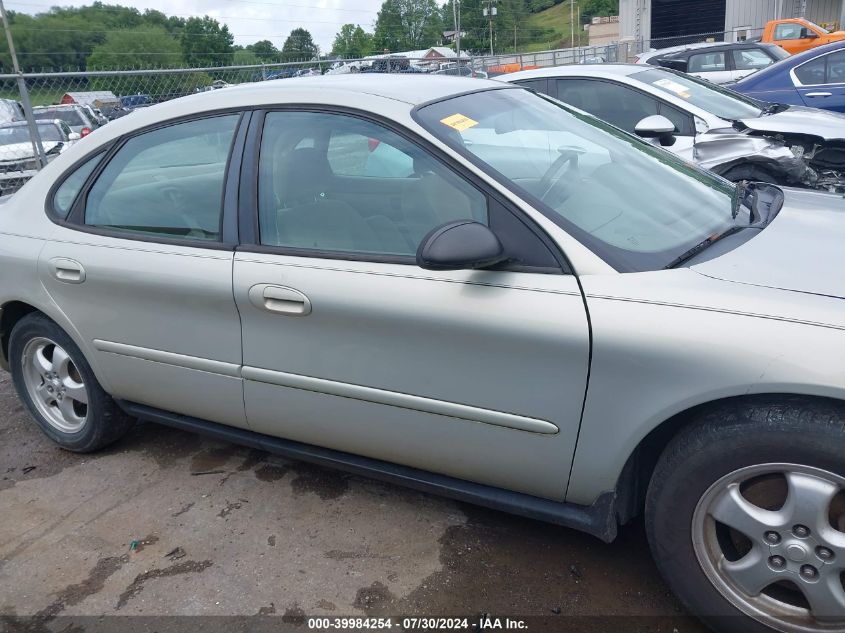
[
  {"xmin": 805, "ymin": 91, "xmax": 832, "ymax": 97},
  {"xmin": 48, "ymin": 257, "xmax": 86, "ymax": 284},
  {"xmin": 248, "ymin": 284, "xmax": 311, "ymax": 316}
]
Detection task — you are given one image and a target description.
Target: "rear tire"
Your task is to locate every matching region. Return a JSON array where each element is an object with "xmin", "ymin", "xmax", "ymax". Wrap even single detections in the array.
[
  {"xmin": 646, "ymin": 397, "xmax": 845, "ymax": 633},
  {"xmin": 9, "ymin": 312, "xmax": 134, "ymax": 452}
]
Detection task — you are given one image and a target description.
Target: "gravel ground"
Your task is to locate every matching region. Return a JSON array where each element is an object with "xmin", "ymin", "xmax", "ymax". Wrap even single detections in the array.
[{"xmin": 0, "ymin": 369, "xmax": 708, "ymax": 632}]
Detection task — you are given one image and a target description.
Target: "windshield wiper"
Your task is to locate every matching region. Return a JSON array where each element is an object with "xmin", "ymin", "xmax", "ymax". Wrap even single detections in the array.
[
  {"xmin": 664, "ymin": 225, "xmax": 748, "ymax": 269},
  {"xmin": 762, "ymin": 103, "xmax": 789, "ymax": 115}
]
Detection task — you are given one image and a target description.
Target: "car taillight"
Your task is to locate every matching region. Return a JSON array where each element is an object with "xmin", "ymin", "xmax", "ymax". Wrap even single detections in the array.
[
  {"xmin": 81, "ymin": 127, "xmax": 91, "ymax": 137},
  {"xmin": 368, "ymin": 138, "xmax": 381, "ymax": 152}
]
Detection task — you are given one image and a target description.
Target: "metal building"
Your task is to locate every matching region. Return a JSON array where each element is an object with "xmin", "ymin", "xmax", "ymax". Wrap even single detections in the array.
[{"xmin": 619, "ymin": 0, "xmax": 845, "ymax": 45}]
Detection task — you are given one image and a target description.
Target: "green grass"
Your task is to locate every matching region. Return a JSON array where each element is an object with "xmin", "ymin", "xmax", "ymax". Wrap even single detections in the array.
[{"xmin": 524, "ymin": 2, "xmax": 578, "ymax": 51}]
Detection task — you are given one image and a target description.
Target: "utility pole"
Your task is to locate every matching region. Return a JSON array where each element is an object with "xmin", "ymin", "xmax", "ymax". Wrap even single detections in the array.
[
  {"xmin": 577, "ymin": 4, "xmax": 581, "ymax": 47},
  {"xmin": 570, "ymin": 0, "xmax": 574, "ymax": 47},
  {"xmin": 484, "ymin": 0, "xmax": 497, "ymax": 55},
  {"xmin": 0, "ymin": 0, "xmax": 45, "ymax": 168},
  {"xmin": 452, "ymin": 0, "xmax": 461, "ymax": 59}
]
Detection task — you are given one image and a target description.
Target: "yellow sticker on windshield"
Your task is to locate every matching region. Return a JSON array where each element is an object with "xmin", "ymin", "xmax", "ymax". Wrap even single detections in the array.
[
  {"xmin": 653, "ymin": 78, "xmax": 691, "ymax": 99},
  {"xmin": 440, "ymin": 113, "xmax": 478, "ymax": 131}
]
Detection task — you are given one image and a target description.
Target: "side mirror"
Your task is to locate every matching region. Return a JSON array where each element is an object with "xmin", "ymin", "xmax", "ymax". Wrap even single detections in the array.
[
  {"xmin": 635, "ymin": 114, "xmax": 677, "ymax": 146},
  {"xmin": 800, "ymin": 28, "xmax": 819, "ymax": 39},
  {"xmin": 68, "ymin": 132, "xmax": 81, "ymax": 141},
  {"xmin": 416, "ymin": 220, "xmax": 506, "ymax": 271}
]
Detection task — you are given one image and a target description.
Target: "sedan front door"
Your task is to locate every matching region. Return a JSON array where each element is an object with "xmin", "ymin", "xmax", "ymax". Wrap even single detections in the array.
[{"xmin": 233, "ymin": 109, "xmax": 590, "ymax": 501}]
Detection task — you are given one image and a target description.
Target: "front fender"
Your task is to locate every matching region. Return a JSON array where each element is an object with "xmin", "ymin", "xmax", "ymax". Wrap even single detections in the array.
[{"xmin": 567, "ymin": 270, "xmax": 845, "ymax": 505}]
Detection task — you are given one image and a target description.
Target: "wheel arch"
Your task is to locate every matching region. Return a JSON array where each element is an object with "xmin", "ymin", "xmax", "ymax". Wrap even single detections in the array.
[
  {"xmin": 611, "ymin": 393, "xmax": 845, "ymax": 528},
  {"xmin": 0, "ymin": 300, "xmax": 39, "ymax": 371},
  {"xmin": 0, "ymin": 300, "xmax": 109, "ymax": 391}
]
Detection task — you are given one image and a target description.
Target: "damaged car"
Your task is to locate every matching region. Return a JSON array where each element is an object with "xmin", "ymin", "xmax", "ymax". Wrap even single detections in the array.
[{"xmin": 502, "ymin": 65, "xmax": 845, "ymax": 192}]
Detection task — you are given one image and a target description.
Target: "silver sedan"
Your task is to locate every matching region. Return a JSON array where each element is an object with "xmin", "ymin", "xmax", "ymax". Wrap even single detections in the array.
[{"xmin": 0, "ymin": 75, "xmax": 844, "ymax": 633}]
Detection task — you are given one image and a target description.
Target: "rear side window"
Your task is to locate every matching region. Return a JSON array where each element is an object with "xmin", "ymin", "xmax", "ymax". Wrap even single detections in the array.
[
  {"xmin": 795, "ymin": 56, "xmax": 826, "ymax": 85},
  {"xmin": 52, "ymin": 153, "xmax": 104, "ymax": 218},
  {"xmin": 514, "ymin": 78, "xmax": 550, "ymax": 94},
  {"xmin": 825, "ymin": 50, "xmax": 845, "ymax": 83},
  {"xmin": 688, "ymin": 52, "xmax": 726, "ymax": 73},
  {"xmin": 555, "ymin": 79, "xmax": 659, "ymax": 133},
  {"xmin": 732, "ymin": 49, "xmax": 775, "ymax": 71},
  {"xmin": 83, "ymin": 115, "xmax": 238, "ymax": 241}
]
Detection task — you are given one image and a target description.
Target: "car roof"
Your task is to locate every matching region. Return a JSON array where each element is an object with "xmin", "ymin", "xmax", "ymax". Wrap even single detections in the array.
[
  {"xmin": 658, "ymin": 41, "xmax": 772, "ymax": 59},
  {"xmin": 34, "ymin": 104, "xmax": 83, "ymax": 109},
  {"xmin": 67, "ymin": 75, "xmax": 514, "ymax": 148},
  {"xmin": 219, "ymin": 74, "xmax": 506, "ymax": 106},
  {"xmin": 502, "ymin": 64, "xmax": 650, "ymax": 82}
]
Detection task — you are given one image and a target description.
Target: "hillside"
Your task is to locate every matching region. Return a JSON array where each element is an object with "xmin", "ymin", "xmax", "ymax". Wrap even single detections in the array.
[{"xmin": 524, "ymin": 2, "xmax": 577, "ymax": 51}]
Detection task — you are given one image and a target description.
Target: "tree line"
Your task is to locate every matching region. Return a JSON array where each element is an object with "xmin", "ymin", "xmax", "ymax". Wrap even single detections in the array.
[{"xmin": 0, "ymin": 0, "xmax": 617, "ymax": 72}]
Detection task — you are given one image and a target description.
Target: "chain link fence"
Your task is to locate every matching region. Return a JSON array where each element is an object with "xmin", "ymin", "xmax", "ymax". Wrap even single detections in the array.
[{"xmin": 0, "ymin": 29, "xmax": 748, "ymax": 195}]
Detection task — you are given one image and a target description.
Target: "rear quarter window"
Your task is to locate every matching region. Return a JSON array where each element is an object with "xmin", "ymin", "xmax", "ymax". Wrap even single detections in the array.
[{"xmin": 51, "ymin": 153, "xmax": 104, "ymax": 219}]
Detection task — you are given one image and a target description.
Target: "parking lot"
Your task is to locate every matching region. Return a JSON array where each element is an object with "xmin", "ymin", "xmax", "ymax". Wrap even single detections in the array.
[{"xmin": 0, "ymin": 371, "xmax": 704, "ymax": 631}]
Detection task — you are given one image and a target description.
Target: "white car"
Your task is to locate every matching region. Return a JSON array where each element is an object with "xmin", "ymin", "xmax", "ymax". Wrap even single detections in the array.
[
  {"xmin": 636, "ymin": 41, "xmax": 790, "ymax": 84},
  {"xmin": 503, "ymin": 64, "xmax": 845, "ymax": 192},
  {"xmin": 0, "ymin": 119, "xmax": 78, "ymax": 194}
]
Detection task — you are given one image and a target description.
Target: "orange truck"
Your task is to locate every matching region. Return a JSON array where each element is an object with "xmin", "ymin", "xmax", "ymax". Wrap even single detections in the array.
[{"xmin": 760, "ymin": 18, "xmax": 845, "ymax": 55}]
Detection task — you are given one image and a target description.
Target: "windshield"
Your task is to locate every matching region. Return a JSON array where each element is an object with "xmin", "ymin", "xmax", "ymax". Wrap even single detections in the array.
[
  {"xmin": 630, "ymin": 68, "xmax": 764, "ymax": 120},
  {"xmin": 0, "ymin": 123, "xmax": 62, "ymax": 144},
  {"xmin": 33, "ymin": 108, "xmax": 84, "ymax": 126},
  {"xmin": 416, "ymin": 88, "xmax": 742, "ymax": 272},
  {"xmin": 765, "ymin": 44, "xmax": 791, "ymax": 60},
  {"xmin": 809, "ymin": 20, "xmax": 830, "ymax": 34}
]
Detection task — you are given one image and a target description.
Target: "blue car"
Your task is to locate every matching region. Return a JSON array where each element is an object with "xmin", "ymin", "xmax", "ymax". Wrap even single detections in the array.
[{"xmin": 733, "ymin": 40, "xmax": 845, "ymax": 112}]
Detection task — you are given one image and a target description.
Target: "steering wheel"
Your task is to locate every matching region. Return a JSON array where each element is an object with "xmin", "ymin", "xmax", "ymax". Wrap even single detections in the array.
[{"xmin": 538, "ymin": 146, "xmax": 583, "ymax": 206}]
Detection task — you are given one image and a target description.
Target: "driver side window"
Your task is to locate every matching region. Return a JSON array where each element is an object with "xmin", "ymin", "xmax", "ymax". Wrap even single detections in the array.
[
  {"xmin": 84, "ymin": 115, "xmax": 239, "ymax": 241},
  {"xmin": 774, "ymin": 23, "xmax": 804, "ymax": 40}
]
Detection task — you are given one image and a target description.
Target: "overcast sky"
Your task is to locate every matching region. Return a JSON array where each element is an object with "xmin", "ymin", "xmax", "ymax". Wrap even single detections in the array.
[{"xmin": 5, "ymin": 0, "xmax": 387, "ymax": 50}]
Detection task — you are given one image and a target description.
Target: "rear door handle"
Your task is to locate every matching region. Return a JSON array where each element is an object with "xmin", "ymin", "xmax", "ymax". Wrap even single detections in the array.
[
  {"xmin": 805, "ymin": 92, "xmax": 832, "ymax": 97},
  {"xmin": 248, "ymin": 284, "xmax": 311, "ymax": 316},
  {"xmin": 48, "ymin": 257, "xmax": 86, "ymax": 284}
]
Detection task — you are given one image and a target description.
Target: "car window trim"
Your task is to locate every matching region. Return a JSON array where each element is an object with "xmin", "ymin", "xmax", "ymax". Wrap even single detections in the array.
[
  {"xmin": 552, "ymin": 77, "xmax": 696, "ymax": 136},
  {"xmin": 237, "ymin": 104, "xmax": 570, "ymax": 275},
  {"xmin": 55, "ymin": 109, "xmax": 248, "ymax": 252}
]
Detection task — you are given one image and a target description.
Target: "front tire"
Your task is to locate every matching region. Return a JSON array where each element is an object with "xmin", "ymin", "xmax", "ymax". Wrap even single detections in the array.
[
  {"xmin": 646, "ymin": 398, "xmax": 845, "ymax": 633},
  {"xmin": 9, "ymin": 312, "xmax": 134, "ymax": 452}
]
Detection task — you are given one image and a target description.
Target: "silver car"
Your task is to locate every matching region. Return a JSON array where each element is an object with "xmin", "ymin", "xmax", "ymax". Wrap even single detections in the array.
[
  {"xmin": 1, "ymin": 75, "xmax": 844, "ymax": 633},
  {"xmin": 503, "ymin": 64, "xmax": 845, "ymax": 193},
  {"xmin": 635, "ymin": 41, "xmax": 790, "ymax": 84}
]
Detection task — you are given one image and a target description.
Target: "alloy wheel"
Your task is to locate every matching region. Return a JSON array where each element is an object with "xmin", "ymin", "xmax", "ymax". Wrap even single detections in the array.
[
  {"xmin": 21, "ymin": 336, "xmax": 89, "ymax": 433},
  {"xmin": 693, "ymin": 463, "xmax": 845, "ymax": 632}
]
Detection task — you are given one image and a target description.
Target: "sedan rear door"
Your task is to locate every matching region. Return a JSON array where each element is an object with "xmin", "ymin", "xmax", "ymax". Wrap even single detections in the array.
[
  {"xmin": 795, "ymin": 49, "xmax": 845, "ymax": 112},
  {"xmin": 40, "ymin": 113, "xmax": 248, "ymax": 427}
]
